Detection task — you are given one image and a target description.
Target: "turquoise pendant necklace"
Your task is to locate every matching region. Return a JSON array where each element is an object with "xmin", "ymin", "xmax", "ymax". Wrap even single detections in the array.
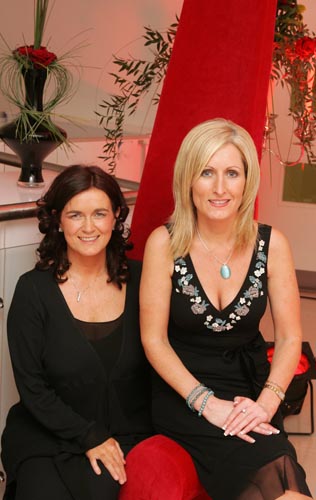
[{"xmin": 196, "ymin": 228, "xmax": 234, "ymax": 280}]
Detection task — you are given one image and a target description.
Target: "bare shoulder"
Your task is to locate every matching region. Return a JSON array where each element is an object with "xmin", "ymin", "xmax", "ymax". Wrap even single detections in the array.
[
  {"xmin": 268, "ymin": 226, "xmax": 295, "ymax": 277},
  {"xmin": 146, "ymin": 225, "xmax": 170, "ymax": 245},
  {"xmin": 144, "ymin": 225, "xmax": 172, "ymax": 258},
  {"xmin": 143, "ymin": 225, "xmax": 173, "ymax": 267},
  {"xmin": 269, "ymin": 226, "xmax": 292, "ymax": 255},
  {"xmin": 141, "ymin": 226, "xmax": 174, "ymax": 287}
]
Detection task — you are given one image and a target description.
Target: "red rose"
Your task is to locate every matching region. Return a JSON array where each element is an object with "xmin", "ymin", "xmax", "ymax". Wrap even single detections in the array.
[
  {"xmin": 295, "ymin": 37, "xmax": 316, "ymax": 61},
  {"xmin": 284, "ymin": 46, "xmax": 297, "ymax": 63},
  {"xmin": 15, "ymin": 45, "xmax": 57, "ymax": 68}
]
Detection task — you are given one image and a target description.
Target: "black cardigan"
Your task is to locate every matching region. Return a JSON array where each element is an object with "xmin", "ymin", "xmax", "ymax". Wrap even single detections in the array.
[{"xmin": 1, "ymin": 259, "xmax": 152, "ymax": 493}]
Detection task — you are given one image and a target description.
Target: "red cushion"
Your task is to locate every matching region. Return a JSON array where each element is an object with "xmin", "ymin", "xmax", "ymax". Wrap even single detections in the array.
[
  {"xmin": 267, "ymin": 347, "xmax": 310, "ymax": 375},
  {"xmin": 119, "ymin": 435, "xmax": 211, "ymax": 500}
]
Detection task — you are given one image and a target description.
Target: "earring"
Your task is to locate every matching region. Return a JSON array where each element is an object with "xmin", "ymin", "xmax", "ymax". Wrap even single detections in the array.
[{"xmin": 58, "ymin": 227, "xmax": 63, "ymax": 233}]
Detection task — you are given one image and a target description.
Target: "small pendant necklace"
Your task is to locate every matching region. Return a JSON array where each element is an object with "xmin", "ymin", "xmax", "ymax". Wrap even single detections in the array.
[
  {"xmin": 68, "ymin": 271, "xmax": 105, "ymax": 302},
  {"xmin": 196, "ymin": 227, "xmax": 234, "ymax": 280}
]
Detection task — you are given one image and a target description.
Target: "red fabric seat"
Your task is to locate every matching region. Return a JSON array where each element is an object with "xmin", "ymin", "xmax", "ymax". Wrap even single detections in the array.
[
  {"xmin": 266, "ymin": 342, "xmax": 315, "ymax": 426},
  {"xmin": 266, "ymin": 347, "xmax": 311, "ymax": 376},
  {"xmin": 119, "ymin": 435, "xmax": 211, "ymax": 500}
]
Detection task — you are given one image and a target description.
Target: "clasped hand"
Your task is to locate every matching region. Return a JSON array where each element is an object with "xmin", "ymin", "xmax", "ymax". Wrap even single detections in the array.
[
  {"xmin": 202, "ymin": 395, "xmax": 280, "ymax": 444},
  {"xmin": 86, "ymin": 437, "xmax": 126, "ymax": 484}
]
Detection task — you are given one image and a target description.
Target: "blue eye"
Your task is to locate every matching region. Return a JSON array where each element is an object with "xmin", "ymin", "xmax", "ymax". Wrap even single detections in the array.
[
  {"xmin": 201, "ymin": 169, "xmax": 212, "ymax": 177},
  {"xmin": 227, "ymin": 170, "xmax": 238, "ymax": 177}
]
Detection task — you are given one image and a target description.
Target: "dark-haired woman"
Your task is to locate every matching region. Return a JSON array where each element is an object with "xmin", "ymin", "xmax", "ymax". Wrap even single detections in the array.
[{"xmin": 1, "ymin": 165, "xmax": 152, "ymax": 500}]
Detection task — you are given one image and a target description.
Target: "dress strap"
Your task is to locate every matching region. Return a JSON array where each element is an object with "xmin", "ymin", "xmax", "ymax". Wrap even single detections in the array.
[{"xmin": 257, "ymin": 223, "xmax": 272, "ymax": 254}]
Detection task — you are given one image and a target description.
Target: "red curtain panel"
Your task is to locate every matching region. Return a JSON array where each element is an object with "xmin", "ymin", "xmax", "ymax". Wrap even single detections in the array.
[{"xmin": 130, "ymin": 0, "xmax": 277, "ymax": 260}]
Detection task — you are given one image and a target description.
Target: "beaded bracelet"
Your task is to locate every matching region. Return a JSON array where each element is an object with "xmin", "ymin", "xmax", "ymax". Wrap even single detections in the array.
[
  {"xmin": 185, "ymin": 383, "xmax": 203, "ymax": 405},
  {"xmin": 189, "ymin": 387, "xmax": 210, "ymax": 412},
  {"xmin": 264, "ymin": 380, "xmax": 285, "ymax": 402},
  {"xmin": 198, "ymin": 390, "xmax": 215, "ymax": 417},
  {"xmin": 186, "ymin": 383, "xmax": 208, "ymax": 412}
]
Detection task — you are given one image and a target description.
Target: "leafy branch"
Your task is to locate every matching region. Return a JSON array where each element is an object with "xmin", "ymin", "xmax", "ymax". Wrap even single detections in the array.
[
  {"xmin": 269, "ymin": 1, "xmax": 316, "ymax": 165},
  {"xmin": 99, "ymin": 1, "xmax": 316, "ymax": 172},
  {"xmin": 96, "ymin": 18, "xmax": 178, "ymax": 172}
]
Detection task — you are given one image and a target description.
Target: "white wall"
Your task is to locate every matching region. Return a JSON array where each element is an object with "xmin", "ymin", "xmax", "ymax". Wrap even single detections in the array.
[
  {"xmin": 0, "ymin": 0, "xmax": 183, "ymax": 136},
  {"xmin": 259, "ymin": 149, "xmax": 316, "ymax": 273}
]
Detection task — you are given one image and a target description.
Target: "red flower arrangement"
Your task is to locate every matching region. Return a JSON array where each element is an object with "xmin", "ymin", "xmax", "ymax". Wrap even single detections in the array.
[
  {"xmin": 283, "ymin": 36, "xmax": 316, "ymax": 63},
  {"xmin": 14, "ymin": 45, "xmax": 57, "ymax": 69},
  {"xmin": 269, "ymin": 0, "xmax": 316, "ymax": 164},
  {"xmin": 295, "ymin": 36, "xmax": 316, "ymax": 60},
  {"xmin": 0, "ymin": 0, "xmax": 77, "ymax": 145}
]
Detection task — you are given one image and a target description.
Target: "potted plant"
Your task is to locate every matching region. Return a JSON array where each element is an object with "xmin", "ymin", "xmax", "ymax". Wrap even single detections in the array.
[{"xmin": 0, "ymin": 0, "xmax": 80, "ymax": 186}]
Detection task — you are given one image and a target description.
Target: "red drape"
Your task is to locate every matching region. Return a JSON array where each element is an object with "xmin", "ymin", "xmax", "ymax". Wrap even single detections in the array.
[{"xmin": 130, "ymin": 0, "xmax": 277, "ymax": 260}]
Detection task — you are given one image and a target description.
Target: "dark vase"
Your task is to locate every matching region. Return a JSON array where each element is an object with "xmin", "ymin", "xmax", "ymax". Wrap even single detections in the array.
[{"xmin": 0, "ymin": 67, "xmax": 66, "ymax": 187}]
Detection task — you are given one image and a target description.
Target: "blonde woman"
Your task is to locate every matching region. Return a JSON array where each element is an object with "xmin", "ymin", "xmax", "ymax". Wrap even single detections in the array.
[{"xmin": 140, "ymin": 119, "xmax": 312, "ymax": 500}]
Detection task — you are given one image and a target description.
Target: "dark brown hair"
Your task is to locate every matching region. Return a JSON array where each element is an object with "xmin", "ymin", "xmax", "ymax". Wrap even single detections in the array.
[{"xmin": 36, "ymin": 165, "xmax": 132, "ymax": 288}]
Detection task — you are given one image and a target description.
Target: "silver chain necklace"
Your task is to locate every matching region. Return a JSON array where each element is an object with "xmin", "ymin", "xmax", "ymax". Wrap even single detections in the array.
[
  {"xmin": 196, "ymin": 227, "xmax": 234, "ymax": 280},
  {"xmin": 68, "ymin": 272, "xmax": 105, "ymax": 302}
]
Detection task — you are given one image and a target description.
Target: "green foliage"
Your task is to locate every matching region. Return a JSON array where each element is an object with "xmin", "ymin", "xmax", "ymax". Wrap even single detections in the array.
[
  {"xmin": 274, "ymin": 1, "xmax": 303, "ymax": 41},
  {"xmin": 34, "ymin": 0, "xmax": 50, "ymax": 49},
  {"xmin": 96, "ymin": 18, "xmax": 178, "ymax": 172},
  {"xmin": 271, "ymin": 1, "xmax": 316, "ymax": 164}
]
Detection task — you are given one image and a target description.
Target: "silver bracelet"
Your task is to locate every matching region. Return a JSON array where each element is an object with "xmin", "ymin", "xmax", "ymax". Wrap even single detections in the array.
[
  {"xmin": 198, "ymin": 389, "xmax": 214, "ymax": 417},
  {"xmin": 189, "ymin": 387, "xmax": 209, "ymax": 412},
  {"xmin": 186, "ymin": 383, "xmax": 206, "ymax": 411}
]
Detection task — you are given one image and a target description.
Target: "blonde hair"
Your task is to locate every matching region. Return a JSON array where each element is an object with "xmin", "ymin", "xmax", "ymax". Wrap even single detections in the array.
[{"xmin": 169, "ymin": 118, "xmax": 260, "ymax": 258}]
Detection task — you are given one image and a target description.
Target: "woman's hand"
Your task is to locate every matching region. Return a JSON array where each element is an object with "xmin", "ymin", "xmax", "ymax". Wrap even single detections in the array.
[
  {"xmin": 201, "ymin": 396, "xmax": 279, "ymax": 443},
  {"xmin": 201, "ymin": 396, "xmax": 255, "ymax": 443},
  {"xmin": 222, "ymin": 396, "xmax": 280, "ymax": 438},
  {"xmin": 86, "ymin": 437, "xmax": 126, "ymax": 484}
]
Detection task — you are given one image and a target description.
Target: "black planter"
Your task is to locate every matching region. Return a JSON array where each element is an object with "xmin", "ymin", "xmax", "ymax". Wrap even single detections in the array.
[
  {"xmin": 0, "ymin": 120, "xmax": 66, "ymax": 187},
  {"xmin": 0, "ymin": 67, "xmax": 67, "ymax": 187}
]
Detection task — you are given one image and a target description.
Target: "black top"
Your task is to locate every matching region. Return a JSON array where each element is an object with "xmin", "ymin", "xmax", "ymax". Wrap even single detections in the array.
[
  {"xmin": 76, "ymin": 315, "xmax": 123, "ymax": 375},
  {"xmin": 1, "ymin": 259, "xmax": 152, "ymax": 496}
]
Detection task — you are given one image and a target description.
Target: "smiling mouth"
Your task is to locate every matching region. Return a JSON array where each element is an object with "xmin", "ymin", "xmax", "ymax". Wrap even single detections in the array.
[
  {"xmin": 78, "ymin": 236, "xmax": 99, "ymax": 242},
  {"xmin": 209, "ymin": 199, "xmax": 229, "ymax": 206}
]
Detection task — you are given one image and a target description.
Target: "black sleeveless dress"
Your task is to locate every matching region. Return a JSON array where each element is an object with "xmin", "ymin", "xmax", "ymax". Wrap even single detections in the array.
[{"xmin": 151, "ymin": 224, "xmax": 311, "ymax": 500}]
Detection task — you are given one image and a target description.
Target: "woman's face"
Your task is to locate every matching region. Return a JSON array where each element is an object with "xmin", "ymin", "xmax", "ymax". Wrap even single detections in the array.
[
  {"xmin": 60, "ymin": 187, "xmax": 117, "ymax": 260},
  {"xmin": 191, "ymin": 143, "xmax": 246, "ymax": 225}
]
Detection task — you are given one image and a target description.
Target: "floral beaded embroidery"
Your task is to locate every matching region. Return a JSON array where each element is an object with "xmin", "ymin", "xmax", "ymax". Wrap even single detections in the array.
[
  {"xmin": 174, "ymin": 237, "xmax": 267, "ymax": 333},
  {"xmin": 174, "ymin": 259, "xmax": 209, "ymax": 314}
]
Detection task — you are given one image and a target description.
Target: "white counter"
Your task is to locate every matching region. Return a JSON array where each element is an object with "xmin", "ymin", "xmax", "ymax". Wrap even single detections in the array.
[
  {"xmin": 0, "ymin": 169, "xmax": 56, "ymax": 205},
  {"xmin": 0, "ymin": 170, "xmax": 58, "ymax": 247}
]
